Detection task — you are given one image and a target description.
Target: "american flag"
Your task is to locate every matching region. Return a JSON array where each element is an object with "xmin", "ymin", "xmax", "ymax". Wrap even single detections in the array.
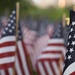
[
  {"xmin": 36, "ymin": 23, "xmax": 66, "ymax": 75},
  {"xmin": 0, "ymin": 8, "xmax": 16, "ymax": 69},
  {"xmin": 0, "ymin": 9, "xmax": 32, "ymax": 75},
  {"xmin": 63, "ymin": 21, "xmax": 75, "ymax": 75}
]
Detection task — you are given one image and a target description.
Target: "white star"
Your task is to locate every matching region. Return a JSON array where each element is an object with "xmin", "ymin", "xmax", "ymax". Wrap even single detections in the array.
[
  {"xmin": 8, "ymin": 23, "xmax": 11, "ymax": 27},
  {"xmin": 3, "ymin": 31, "xmax": 6, "ymax": 34},
  {"xmin": 66, "ymin": 49, "xmax": 68, "ymax": 53},
  {"xmin": 67, "ymin": 42, "xmax": 70, "ymax": 46},
  {"xmin": 68, "ymin": 55, "xmax": 72, "ymax": 60},
  {"xmin": 70, "ymin": 28, "xmax": 73, "ymax": 32},
  {"xmin": 69, "ymin": 48, "xmax": 74, "ymax": 53},
  {"xmin": 9, "ymin": 29, "xmax": 12, "ymax": 33},
  {"xmin": 5, "ymin": 27, "xmax": 8, "ymax": 30},
  {"xmin": 69, "ymin": 35, "xmax": 71, "ymax": 39},
  {"xmin": 73, "ymin": 34, "xmax": 75, "ymax": 38},
  {"xmin": 72, "ymin": 41, "xmax": 75, "ymax": 46},
  {"xmin": 13, "ymin": 17, "xmax": 15, "ymax": 20},
  {"xmin": 10, "ymin": 15, "xmax": 13, "ymax": 18},
  {"xmin": 12, "ymin": 11, "xmax": 15, "ymax": 14},
  {"xmin": 72, "ymin": 22, "xmax": 75, "ymax": 26},
  {"xmin": 11, "ymin": 20, "xmax": 14, "ymax": 23},
  {"xmin": 12, "ymin": 26, "xmax": 15, "ymax": 29}
]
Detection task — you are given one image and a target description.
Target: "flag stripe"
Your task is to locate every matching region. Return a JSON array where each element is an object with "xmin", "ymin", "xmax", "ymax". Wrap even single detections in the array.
[
  {"xmin": 0, "ymin": 62, "xmax": 14, "ymax": 69},
  {"xmin": 17, "ymin": 41, "xmax": 30, "ymax": 75},
  {"xmin": 52, "ymin": 61, "xmax": 60, "ymax": 75},
  {"xmin": 16, "ymin": 44, "xmax": 26, "ymax": 75},
  {"xmin": 48, "ymin": 39, "xmax": 64, "ymax": 44},
  {"xmin": 0, "ymin": 57, "xmax": 15, "ymax": 64},
  {"xmin": 37, "ymin": 62, "xmax": 46, "ymax": 75},
  {"xmin": 38, "ymin": 54, "xmax": 61, "ymax": 59},
  {"xmin": 0, "ymin": 42, "xmax": 15, "ymax": 48},
  {"xmin": 44, "ymin": 61, "xmax": 53, "ymax": 75},
  {"xmin": 0, "ymin": 52, "xmax": 15, "ymax": 58},
  {"xmin": 0, "ymin": 36, "xmax": 16, "ymax": 44},
  {"xmin": 0, "ymin": 46, "xmax": 16, "ymax": 53},
  {"xmin": 48, "ymin": 44, "xmax": 64, "ymax": 46}
]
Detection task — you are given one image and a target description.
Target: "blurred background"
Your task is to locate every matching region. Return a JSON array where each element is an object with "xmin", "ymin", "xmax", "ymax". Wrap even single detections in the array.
[{"xmin": 0, "ymin": 0, "xmax": 74, "ymax": 75}]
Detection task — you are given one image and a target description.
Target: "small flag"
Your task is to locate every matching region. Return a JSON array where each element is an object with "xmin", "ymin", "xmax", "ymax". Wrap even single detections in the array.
[
  {"xmin": 36, "ymin": 23, "xmax": 66, "ymax": 75},
  {"xmin": 0, "ymin": 8, "xmax": 16, "ymax": 69}
]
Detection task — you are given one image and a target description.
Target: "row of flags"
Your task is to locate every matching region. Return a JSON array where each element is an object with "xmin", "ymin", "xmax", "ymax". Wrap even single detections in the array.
[{"xmin": 1, "ymin": 3, "xmax": 75, "ymax": 75}]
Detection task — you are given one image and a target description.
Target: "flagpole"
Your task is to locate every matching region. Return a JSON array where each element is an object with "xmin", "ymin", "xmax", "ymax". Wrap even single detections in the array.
[
  {"xmin": 62, "ymin": 13, "xmax": 66, "ymax": 27},
  {"xmin": 13, "ymin": 2, "xmax": 20, "ymax": 75},
  {"xmin": 16, "ymin": 2, "xmax": 20, "ymax": 40}
]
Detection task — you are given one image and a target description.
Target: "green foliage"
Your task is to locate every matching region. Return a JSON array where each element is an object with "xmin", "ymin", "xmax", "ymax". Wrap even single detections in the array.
[{"xmin": 0, "ymin": 0, "xmax": 71, "ymax": 21}]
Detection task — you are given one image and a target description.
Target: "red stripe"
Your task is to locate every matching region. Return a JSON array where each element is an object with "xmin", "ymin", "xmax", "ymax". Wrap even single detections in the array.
[
  {"xmin": 0, "ymin": 52, "xmax": 15, "ymax": 58},
  {"xmin": 0, "ymin": 62, "xmax": 15, "ymax": 69},
  {"xmin": 70, "ymin": 72, "xmax": 75, "ymax": 75},
  {"xmin": 50, "ymin": 61, "xmax": 56, "ymax": 75},
  {"xmin": 42, "ymin": 62, "xmax": 49, "ymax": 75},
  {"xmin": 36, "ymin": 62, "xmax": 42, "ymax": 75},
  {"xmin": 22, "ymin": 41, "xmax": 32, "ymax": 75},
  {"xmin": 4, "ymin": 69, "xmax": 9, "ymax": 75},
  {"xmin": 48, "ymin": 43, "xmax": 64, "ymax": 46},
  {"xmin": 42, "ymin": 51, "xmax": 62, "ymax": 54},
  {"xmin": 16, "ymin": 45, "xmax": 25, "ymax": 75},
  {"xmin": 38, "ymin": 58, "xmax": 60, "ymax": 61},
  {"xmin": 0, "ymin": 42, "xmax": 16, "ymax": 47}
]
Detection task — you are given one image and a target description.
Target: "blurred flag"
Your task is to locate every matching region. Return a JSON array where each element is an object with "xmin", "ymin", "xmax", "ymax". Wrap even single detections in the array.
[
  {"xmin": 0, "ymin": 8, "xmax": 16, "ymax": 69},
  {"xmin": 36, "ymin": 23, "xmax": 66, "ymax": 75},
  {"xmin": 63, "ymin": 21, "xmax": 75, "ymax": 75}
]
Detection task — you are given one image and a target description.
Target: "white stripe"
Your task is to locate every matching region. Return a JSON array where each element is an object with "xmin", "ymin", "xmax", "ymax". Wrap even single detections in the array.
[
  {"xmin": 0, "ymin": 70, "xmax": 6, "ymax": 75},
  {"xmin": 0, "ymin": 46, "xmax": 15, "ymax": 53},
  {"xmin": 17, "ymin": 41, "xmax": 30, "ymax": 75},
  {"xmin": 15, "ymin": 55, "xmax": 22, "ymax": 75},
  {"xmin": 43, "ymin": 46, "xmax": 65, "ymax": 51},
  {"xmin": 0, "ymin": 36, "xmax": 16, "ymax": 44},
  {"xmin": 44, "ymin": 61, "xmax": 53, "ymax": 75},
  {"xmin": 48, "ymin": 39, "xmax": 64, "ymax": 44},
  {"xmin": 52, "ymin": 61, "xmax": 60, "ymax": 75},
  {"xmin": 43, "ymin": 46, "xmax": 66, "ymax": 57},
  {"xmin": 63, "ymin": 62, "xmax": 75, "ymax": 75},
  {"xmin": 8, "ymin": 68, "xmax": 13, "ymax": 75},
  {"xmin": 37, "ymin": 62, "xmax": 46, "ymax": 75},
  {"xmin": 0, "ymin": 57, "xmax": 15, "ymax": 64},
  {"xmin": 38, "ymin": 54, "xmax": 61, "ymax": 59}
]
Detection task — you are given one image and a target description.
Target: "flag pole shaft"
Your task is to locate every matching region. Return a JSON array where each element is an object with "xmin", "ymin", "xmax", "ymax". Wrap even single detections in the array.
[
  {"xmin": 16, "ymin": 2, "xmax": 19, "ymax": 40},
  {"xmin": 62, "ymin": 13, "xmax": 66, "ymax": 27},
  {"xmin": 13, "ymin": 2, "xmax": 20, "ymax": 75}
]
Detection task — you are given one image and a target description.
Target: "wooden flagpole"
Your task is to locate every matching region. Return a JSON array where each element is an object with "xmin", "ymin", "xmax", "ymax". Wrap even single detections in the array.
[
  {"xmin": 13, "ymin": 2, "xmax": 20, "ymax": 75},
  {"xmin": 16, "ymin": 2, "xmax": 20, "ymax": 39}
]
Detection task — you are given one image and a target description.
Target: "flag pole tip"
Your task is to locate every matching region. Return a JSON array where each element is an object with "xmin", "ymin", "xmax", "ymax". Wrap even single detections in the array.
[{"xmin": 65, "ymin": 17, "xmax": 70, "ymax": 26}]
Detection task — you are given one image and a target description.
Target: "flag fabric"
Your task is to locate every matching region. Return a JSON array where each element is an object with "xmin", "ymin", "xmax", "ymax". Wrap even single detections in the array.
[
  {"xmin": 0, "ymin": 26, "xmax": 33, "ymax": 75},
  {"xmin": 36, "ymin": 23, "xmax": 66, "ymax": 75},
  {"xmin": 0, "ymin": 8, "xmax": 16, "ymax": 69},
  {"xmin": 0, "ymin": 9, "xmax": 32, "ymax": 75},
  {"xmin": 15, "ymin": 24, "xmax": 32, "ymax": 75},
  {"xmin": 63, "ymin": 21, "xmax": 75, "ymax": 75},
  {"xmin": 63, "ymin": 9, "xmax": 75, "ymax": 75}
]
